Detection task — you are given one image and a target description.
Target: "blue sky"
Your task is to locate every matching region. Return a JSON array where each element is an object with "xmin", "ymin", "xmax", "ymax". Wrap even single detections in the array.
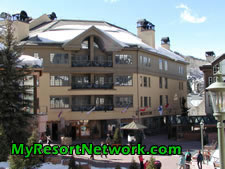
[{"xmin": 1, "ymin": 0, "xmax": 224, "ymax": 59}]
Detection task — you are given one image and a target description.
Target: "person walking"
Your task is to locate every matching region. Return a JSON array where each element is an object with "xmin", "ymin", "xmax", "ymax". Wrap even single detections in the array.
[
  {"xmin": 46, "ymin": 136, "xmax": 52, "ymax": 145},
  {"xmin": 197, "ymin": 150, "xmax": 203, "ymax": 169},
  {"xmin": 101, "ymin": 141, "xmax": 107, "ymax": 158},
  {"xmin": 106, "ymin": 133, "xmax": 112, "ymax": 145},
  {"xmin": 205, "ymin": 150, "xmax": 211, "ymax": 165},
  {"xmin": 178, "ymin": 153, "xmax": 185, "ymax": 169},
  {"xmin": 139, "ymin": 155, "xmax": 144, "ymax": 169},
  {"xmin": 144, "ymin": 160, "xmax": 149, "ymax": 169},
  {"xmin": 185, "ymin": 149, "xmax": 192, "ymax": 169}
]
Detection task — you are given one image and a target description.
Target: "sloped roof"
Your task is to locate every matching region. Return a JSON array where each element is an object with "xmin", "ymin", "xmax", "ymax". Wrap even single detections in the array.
[{"xmin": 27, "ymin": 20, "xmax": 186, "ymax": 63}]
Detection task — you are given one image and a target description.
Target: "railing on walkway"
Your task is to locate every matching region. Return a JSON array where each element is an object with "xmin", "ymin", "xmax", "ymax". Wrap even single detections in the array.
[
  {"xmin": 71, "ymin": 82, "xmax": 113, "ymax": 89},
  {"xmin": 71, "ymin": 104, "xmax": 114, "ymax": 112},
  {"xmin": 71, "ymin": 60, "xmax": 113, "ymax": 67}
]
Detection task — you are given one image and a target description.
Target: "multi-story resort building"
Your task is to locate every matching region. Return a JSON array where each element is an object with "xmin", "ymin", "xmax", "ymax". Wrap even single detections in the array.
[{"xmin": 2, "ymin": 13, "xmax": 188, "ymax": 140}]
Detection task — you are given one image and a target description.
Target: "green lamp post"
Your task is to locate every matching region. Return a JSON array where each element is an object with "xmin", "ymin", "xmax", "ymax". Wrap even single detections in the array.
[{"xmin": 206, "ymin": 71, "xmax": 225, "ymax": 168}]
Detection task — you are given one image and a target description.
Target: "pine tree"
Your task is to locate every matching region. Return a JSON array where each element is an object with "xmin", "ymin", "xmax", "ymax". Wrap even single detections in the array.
[
  {"xmin": 0, "ymin": 125, "xmax": 9, "ymax": 161},
  {"xmin": 113, "ymin": 127, "xmax": 122, "ymax": 144},
  {"xmin": 8, "ymin": 155, "xmax": 25, "ymax": 169},
  {"xmin": 147, "ymin": 156, "xmax": 156, "ymax": 169},
  {"xmin": 24, "ymin": 130, "xmax": 42, "ymax": 169},
  {"xmin": 129, "ymin": 158, "xmax": 139, "ymax": 169},
  {"xmin": 0, "ymin": 19, "xmax": 32, "ymax": 144}
]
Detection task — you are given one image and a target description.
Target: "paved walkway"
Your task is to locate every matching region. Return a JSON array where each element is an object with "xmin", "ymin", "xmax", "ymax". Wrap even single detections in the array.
[{"xmin": 58, "ymin": 134, "xmax": 216, "ymax": 169}]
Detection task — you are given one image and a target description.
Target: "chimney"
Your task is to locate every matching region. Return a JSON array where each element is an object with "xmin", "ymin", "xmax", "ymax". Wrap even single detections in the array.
[
  {"xmin": 161, "ymin": 37, "xmax": 170, "ymax": 50},
  {"xmin": 29, "ymin": 14, "xmax": 51, "ymax": 30},
  {"xmin": 137, "ymin": 19, "xmax": 155, "ymax": 48},
  {"xmin": 205, "ymin": 51, "xmax": 215, "ymax": 62}
]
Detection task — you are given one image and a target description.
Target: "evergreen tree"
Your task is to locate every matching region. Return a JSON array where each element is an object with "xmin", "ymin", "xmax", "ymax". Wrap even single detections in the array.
[
  {"xmin": 68, "ymin": 156, "xmax": 78, "ymax": 169},
  {"xmin": 113, "ymin": 127, "xmax": 122, "ymax": 144},
  {"xmin": 0, "ymin": 19, "xmax": 32, "ymax": 144},
  {"xmin": 24, "ymin": 130, "xmax": 42, "ymax": 169},
  {"xmin": 129, "ymin": 158, "xmax": 139, "ymax": 169},
  {"xmin": 8, "ymin": 155, "xmax": 25, "ymax": 169},
  {"xmin": 0, "ymin": 125, "xmax": 9, "ymax": 161},
  {"xmin": 147, "ymin": 156, "xmax": 156, "ymax": 169}
]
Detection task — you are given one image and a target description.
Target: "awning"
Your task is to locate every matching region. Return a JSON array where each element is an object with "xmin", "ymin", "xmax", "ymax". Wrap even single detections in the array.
[{"xmin": 120, "ymin": 121, "xmax": 147, "ymax": 130}]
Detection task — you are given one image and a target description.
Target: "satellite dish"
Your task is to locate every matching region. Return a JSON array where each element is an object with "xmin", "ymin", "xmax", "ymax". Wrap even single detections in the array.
[
  {"xmin": 0, "ymin": 12, "xmax": 11, "ymax": 19},
  {"xmin": 49, "ymin": 12, "xmax": 57, "ymax": 20},
  {"xmin": 20, "ymin": 10, "xmax": 28, "ymax": 21}
]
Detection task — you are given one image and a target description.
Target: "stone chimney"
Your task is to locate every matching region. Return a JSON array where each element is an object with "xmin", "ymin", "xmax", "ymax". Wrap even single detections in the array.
[
  {"xmin": 161, "ymin": 37, "xmax": 170, "ymax": 50},
  {"xmin": 29, "ymin": 14, "xmax": 51, "ymax": 30},
  {"xmin": 205, "ymin": 51, "xmax": 215, "ymax": 63},
  {"xmin": 137, "ymin": 19, "xmax": 155, "ymax": 48}
]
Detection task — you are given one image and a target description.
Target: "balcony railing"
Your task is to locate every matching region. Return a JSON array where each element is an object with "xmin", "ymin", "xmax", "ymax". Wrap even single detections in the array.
[
  {"xmin": 71, "ymin": 104, "xmax": 114, "ymax": 112},
  {"xmin": 71, "ymin": 60, "xmax": 113, "ymax": 67},
  {"xmin": 71, "ymin": 83, "xmax": 113, "ymax": 89}
]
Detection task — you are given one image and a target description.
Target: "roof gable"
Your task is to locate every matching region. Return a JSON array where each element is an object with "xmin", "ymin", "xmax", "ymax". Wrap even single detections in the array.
[{"xmin": 62, "ymin": 26, "xmax": 124, "ymax": 51}]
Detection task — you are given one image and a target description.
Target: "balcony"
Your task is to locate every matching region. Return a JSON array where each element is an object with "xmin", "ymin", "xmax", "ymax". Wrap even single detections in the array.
[
  {"xmin": 71, "ymin": 104, "xmax": 114, "ymax": 111},
  {"xmin": 71, "ymin": 60, "xmax": 113, "ymax": 67},
  {"xmin": 71, "ymin": 82, "xmax": 113, "ymax": 89}
]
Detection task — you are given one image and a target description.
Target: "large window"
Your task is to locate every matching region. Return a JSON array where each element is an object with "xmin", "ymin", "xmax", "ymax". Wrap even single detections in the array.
[
  {"xmin": 159, "ymin": 77, "xmax": 162, "ymax": 88},
  {"xmin": 115, "ymin": 75, "xmax": 132, "ymax": 86},
  {"xmin": 144, "ymin": 77, "xmax": 147, "ymax": 87},
  {"xmin": 164, "ymin": 60, "xmax": 168, "ymax": 71},
  {"xmin": 50, "ymin": 75, "xmax": 69, "ymax": 86},
  {"xmin": 160, "ymin": 95, "xmax": 163, "ymax": 106},
  {"xmin": 115, "ymin": 54, "xmax": 132, "ymax": 64},
  {"xmin": 159, "ymin": 59, "xmax": 163, "ymax": 70},
  {"xmin": 140, "ymin": 56, "xmax": 151, "ymax": 67},
  {"xmin": 144, "ymin": 97, "xmax": 148, "ymax": 107},
  {"xmin": 50, "ymin": 53, "xmax": 69, "ymax": 64},
  {"xmin": 148, "ymin": 77, "xmax": 151, "ymax": 87},
  {"xmin": 178, "ymin": 66, "xmax": 184, "ymax": 74},
  {"xmin": 165, "ymin": 77, "xmax": 168, "ymax": 89},
  {"xmin": 213, "ymin": 64, "xmax": 220, "ymax": 74},
  {"xmin": 50, "ymin": 96, "xmax": 69, "ymax": 109},
  {"xmin": 149, "ymin": 97, "xmax": 151, "ymax": 107},
  {"xmin": 115, "ymin": 96, "xmax": 133, "ymax": 107},
  {"xmin": 165, "ymin": 95, "xmax": 169, "ymax": 105}
]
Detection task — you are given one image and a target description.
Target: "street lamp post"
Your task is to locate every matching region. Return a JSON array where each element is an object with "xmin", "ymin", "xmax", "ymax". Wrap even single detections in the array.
[
  {"xmin": 200, "ymin": 120, "xmax": 204, "ymax": 162},
  {"xmin": 206, "ymin": 71, "xmax": 225, "ymax": 169}
]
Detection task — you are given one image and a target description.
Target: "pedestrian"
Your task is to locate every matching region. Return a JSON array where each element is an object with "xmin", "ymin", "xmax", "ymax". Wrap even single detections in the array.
[
  {"xmin": 154, "ymin": 160, "xmax": 161, "ymax": 169},
  {"xmin": 205, "ymin": 150, "xmax": 211, "ymax": 165},
  {"xmin": 101, "ymin": 141, "xmax": 107, "ymax": 158},
  {"xmin": 185, "ymin": 149, "xmax": 192, "ymax": 163},
  {"xmin": 106, "ymin": 133, "xmax": 112, "ymax": 145},
  {"xmin": 46, "ymin": 135, "xmax": 52, "ymax": 145},
  {"xmin": 128, "ymin": 134, "xmax": 131, "ymax": 145},
  {"xmin": 144, "ymin": 160, "xmax": 149, "ymax": 169},
  {"xmin": 90, "ymin": 153, "xmax": 94, "ymax": 160},
  {"xmin": 138, "ymin": 155, "xmax": 144, "ymax": 169},
  {"xmin": 197, "ymin": 150, "xmax": 203, "ymax": 169},
  {"xmin": 178, "ymin": 153, "xmax": 185, "ymax": 169}
]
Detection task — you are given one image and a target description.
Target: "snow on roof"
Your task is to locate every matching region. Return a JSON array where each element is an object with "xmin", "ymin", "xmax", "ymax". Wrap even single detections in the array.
[
  {"xmin": 28, "ymin": 22, "xmax": 186, "ymax": 63},
  {"xmin": 156, "ymin": 46, "xmax": 186, "ymax": 62},
  {"xmin": 18, "ymin": 55, "xmax": 43, "ymax": 67}
]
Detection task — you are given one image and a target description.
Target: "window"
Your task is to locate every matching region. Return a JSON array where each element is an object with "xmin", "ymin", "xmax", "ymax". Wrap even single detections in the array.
[
  {"xmin": 213, "ymin": 64, "xmax": 220, "ymax": 74},
  {"xmin": 50, "ymin": 96, "xmax": 69, "ymax": 109},
  {"xmin": 149, "ymin": 97, "xmax": 151, "ymax": 107},
  {"xmin": 50, "ymin": 53, "xmax": 69, "ymax": 64},
  {"xmin": 34, "ymin": 53, "xmax": 39, "ymax": 58},
  {"xmin": 115, "ymin": 75, "xmax": 132, "ymax": 86},
  {"xmin": 50, "ymin": 75, "xmax": 69, "ymax": 86},
  {"xmin": 179, "ymin": 66, "xmax": 184, "ymax": 74},
  {"xmin": 140, "ymin": 76, "xmax": 142, "ymax": 87},
  {"xmin": 164, "ymin": 60, "xmax": 168, "ymax": 71},
  {"xmin": 144, "ymin": 77, "xmax": 147, "ymax": 87},
  {"xmin": 160, "ymin": 95, "xmax": 163, "ymax": 106},
  {"xmin": 208, "ymin": 77, "xmax": 213, "ymax": 85},
  {"xmin": 159, "ymin": 77, "xmax": 162, "ymax": 88},
  {"xmin": 139, "ymin": 56, "xmax": 143, "ymax": 64},
  {"xmin": 159, "ymin": 59, "xmax": 163, "ymax": 70},
  {"xmin": 148, "ymin": 77, "xmax": 151, "ymax": 87},
  {"xmin": 141, "ymin": 96, "xmax": 143, "ymax": 107},
  {"xmin": 143, "ymin": 56, "xmax": 148, "ymax": 66},
  {"xmin": 148, "ymin": 58, "xmax": 151, "ymax": 67},
  {"xmin": 115, "ymin": 96, "xmax": 133, "ymax": 107},
  {"xmin": 165, "ymin": 95, "xmax": 169, "ymax": 105},
  {"xmin": 144, "ymin": 97, "xmax": 148, "ymax": 107},
  {"xmin": 165, "ymin": 78, "xmax": 168, "ymax": 89},
  {"xmin": 115, "ymin": 54, "xmax": 133, "ymax": 64}
]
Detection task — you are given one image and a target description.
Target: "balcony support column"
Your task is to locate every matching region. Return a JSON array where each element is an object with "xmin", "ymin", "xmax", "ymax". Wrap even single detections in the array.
[{"xmin": 90, "ymin": 36, "xmax": 94, "ymax": 61}]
